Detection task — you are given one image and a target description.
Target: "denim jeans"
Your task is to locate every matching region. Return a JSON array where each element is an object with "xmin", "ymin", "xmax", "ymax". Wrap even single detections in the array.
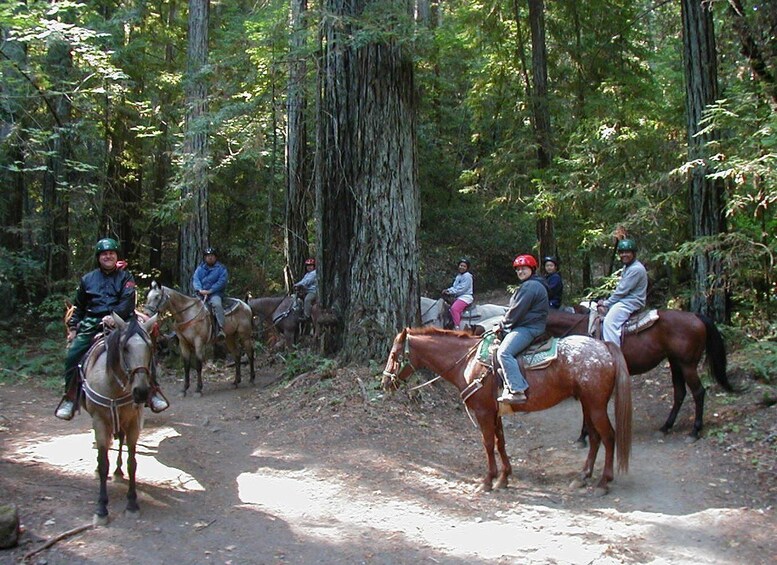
[{"xmin": 497, "ymin": 326, "xmax": 542, "ymax": 392}]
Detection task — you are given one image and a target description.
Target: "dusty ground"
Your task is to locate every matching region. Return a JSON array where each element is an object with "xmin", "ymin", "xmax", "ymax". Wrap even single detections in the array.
[{"xmin": 1, "ymin": 345, "xmax": 776, "ymax": 565}]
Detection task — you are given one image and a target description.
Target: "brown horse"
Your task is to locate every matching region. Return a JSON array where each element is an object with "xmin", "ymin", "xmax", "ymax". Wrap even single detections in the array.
[
  {"xmin": 144, "ymin": 282, "xmax": 255, "ymax": 396},
  {"xmin": 82, "ymin": 313, "xmax": 157, "ymax": 525},
  {"xmin": 546, "ymin": 308, "xmax": 731, "ymax": 440},
  {"xmin": 382, "ymin": 327, "xmax": 632, "ymax": 494},
  {"xmin": 248, "ymin": 293, "xmax": 320, "ymax": 348},
  {"xmin": 247, "ymin": 295, "xmax": 288, "ymax": 343}
]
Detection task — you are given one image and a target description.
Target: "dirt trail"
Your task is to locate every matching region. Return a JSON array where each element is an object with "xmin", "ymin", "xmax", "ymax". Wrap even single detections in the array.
[{"xmin": 1, "ymin": 360, "xmax": 775, "ymax": 565}]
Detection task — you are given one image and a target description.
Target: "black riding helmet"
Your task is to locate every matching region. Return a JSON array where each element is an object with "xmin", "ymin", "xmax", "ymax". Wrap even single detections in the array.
[
  {"xmin": 203, "ymin": 247, "xmax": 217, "ymax": 256},
  {"xmin": 543, "ymin": 256, "xmax": 560, "ymax": 267},
  {"xmin": 457, "ymin": 257, "xmax": 471, "ymax": 269}
]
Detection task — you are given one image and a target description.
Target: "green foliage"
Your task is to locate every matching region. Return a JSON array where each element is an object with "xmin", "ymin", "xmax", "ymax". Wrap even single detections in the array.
[
  {"xmin": 737, "ymin": 340, "xmax": 777, "ymax": 385},
  {"xmin": 0, "ymin": 330, "xmax": 62, "ymax": 387},
  {"xmin": 278, "ymin": 348, "xmax": 338, "ymax": 380}
]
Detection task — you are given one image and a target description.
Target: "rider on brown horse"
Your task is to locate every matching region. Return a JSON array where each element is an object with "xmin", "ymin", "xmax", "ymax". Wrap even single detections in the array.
[
  {"xmin": 192, "ymin": 247, "xmax": 228, "ymax": 339},
  {"xmin": 596, "ymin": 238, "xmax": 648, "ymax": 345},
  {"xmin": 55, "ymin": 238, "xmax": 169, "ymax": 420},
  {"xmin": 293, "ymin": 258, "xmax": 317, "ymax": 322},
  {"xmin": 496, "ymin": 254, "xmax": 549, "ymax": 404}
]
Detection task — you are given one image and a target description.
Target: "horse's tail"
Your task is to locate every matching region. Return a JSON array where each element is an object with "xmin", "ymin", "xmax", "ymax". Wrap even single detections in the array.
[
  {"xmin": 697, "ymin": 313, "xmax": 732, "ymax": 392},
  {"xmin": 605, "ymin": 341, "xmax": 632, "ymax": 474}
]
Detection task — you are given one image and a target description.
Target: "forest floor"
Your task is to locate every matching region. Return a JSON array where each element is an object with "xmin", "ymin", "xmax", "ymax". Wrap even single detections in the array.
[{"xmin": 1, "ymin": 322, "xmax": 776, "ymax": 564}]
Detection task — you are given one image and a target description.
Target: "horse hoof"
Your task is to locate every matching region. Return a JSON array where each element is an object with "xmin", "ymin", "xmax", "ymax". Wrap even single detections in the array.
[
  {"xmin": 569, "ymin": 477, "xmax": 587, "ymax": 490},
  {"xmin": 573, "ymin": 439, "xmax": 587, "ymax": 450},
  {"xmin": 684, "ymin": 434, "xmax": 700, "ymax": 444},
  {"xmin": 592, "ymin": 485, "xmax": 609, "ymax": 497},
  {"xmin": 178, "ymin": 391, "xmax": 187, "ymax": 398},
  {"xmin": 494, "ymin": 479, "xmax": 509, "ymax": 490},
  {"xmin": 476, "ymin": 483, "xmax": 493, "ymax": 493},
  {"xmin": 194, "ymin": 391, "xmax": 203, "ymax": 398},
  {"xmin": 93, "ymin": 514, "xmax": 109, "ymax": 527},
  {"xmin": 124, "ymin": 508, "xmax": 141, "ymax": 519}
]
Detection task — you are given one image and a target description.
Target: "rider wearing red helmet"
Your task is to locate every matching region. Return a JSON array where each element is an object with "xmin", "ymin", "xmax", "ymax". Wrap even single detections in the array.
[
  {"xmin": 294, "ymin": 258, "xmax": 318, "ymax": 321},
  {"xmin": 496, "ymin": 253, "xmax": 549, "ymax": 404}
]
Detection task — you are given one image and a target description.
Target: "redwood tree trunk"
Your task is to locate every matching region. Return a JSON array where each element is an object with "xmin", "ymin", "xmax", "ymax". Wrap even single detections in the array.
[
  {"xmin": 681, "ymin": 0, "xmax": 727, "ymax": 321},
  {"xmin": 180, "ymin": 0, "xmax": 210, "ymax": 293},
  {"xmin": 317, "ymin": 0, "xmax": 420, "ymax": 361}
]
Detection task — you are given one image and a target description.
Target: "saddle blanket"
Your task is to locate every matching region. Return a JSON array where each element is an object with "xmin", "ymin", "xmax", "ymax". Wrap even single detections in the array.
[{"xmin": 477, "ymin": 331, "xmax": 559, "ymax": 371}]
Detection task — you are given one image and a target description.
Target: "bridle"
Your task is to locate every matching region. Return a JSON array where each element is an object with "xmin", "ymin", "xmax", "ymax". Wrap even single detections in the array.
[{"xmin": 146, "ymin": 286, "xmax": 205, "ymax": 330}]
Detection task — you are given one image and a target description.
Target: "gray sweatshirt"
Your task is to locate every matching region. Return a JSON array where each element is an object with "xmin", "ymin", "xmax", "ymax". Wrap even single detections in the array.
[{"xmin": 604, "ymin": 259, "xmax": 648, "ymax": 311}]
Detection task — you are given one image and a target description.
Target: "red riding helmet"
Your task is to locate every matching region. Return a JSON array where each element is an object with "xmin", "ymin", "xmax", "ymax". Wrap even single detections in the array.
[
  {"xmin": 304, "ymin": 258, "xmax": 316, "ymax": 266},
  {"xmin": 513, "ymin": 254, "xmax": 538, "ymax": 270}
]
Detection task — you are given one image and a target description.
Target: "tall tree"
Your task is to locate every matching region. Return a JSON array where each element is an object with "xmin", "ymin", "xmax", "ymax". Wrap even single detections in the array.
[
  {"xmin": 285, "ymin": 0, "xmax": 311, "ymax": 288},
  {"xmin": 317, "ymin": 0, "xmax": 420, "ymax": 360},
  {"xmin": 681, "ymin": 0, "xmax": 727, "ymax": 321},
  {"xmin": 180, "ymin": 0, "xmax": 210, "ymax": 292}
]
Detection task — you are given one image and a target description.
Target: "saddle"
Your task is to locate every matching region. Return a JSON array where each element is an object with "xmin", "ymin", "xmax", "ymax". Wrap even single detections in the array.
[
  {"xmin": 204, "ymin": 296, "xmax": 243, "ymax": 332},
  {"xmin": 588, "ymin": 309, "xmax": 659, "ymax": 339},
  {"xmin": 271, "ymin": 295, "xmax": 299, "ymax": 325},
  {"xmin": 477, "ymin": 330, "xmax": 560, "ymax": 387}
]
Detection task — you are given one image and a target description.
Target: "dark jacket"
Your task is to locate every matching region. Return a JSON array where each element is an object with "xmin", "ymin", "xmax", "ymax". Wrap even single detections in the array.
[
  {"xmin": 546, "ymin": 272, "xmax": 563, "ymax": 309},
  {"xmin": 69, "ymin": 268, "xmax": 137, "ymax": 330},
  {"xmin": 192, "ymin": 261, "xmax": 228, "ymax": 296},
  {"xmin": 502, "ymin": 274, "xmax": 549, "ymax": 332}
]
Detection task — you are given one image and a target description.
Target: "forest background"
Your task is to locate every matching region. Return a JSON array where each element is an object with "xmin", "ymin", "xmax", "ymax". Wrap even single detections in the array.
[{"xmin": 0, "ymin": 0, "xmax": 775, "ymax": 370}]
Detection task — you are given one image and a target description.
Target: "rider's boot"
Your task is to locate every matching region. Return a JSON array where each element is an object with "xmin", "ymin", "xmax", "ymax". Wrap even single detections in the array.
[
  {"xmin": 55, "ymin": 372, "xmax": 80, "ymax": 420},
  {"xmin": 147, "ymin": 380, "xmax": 170, "ymax": 413}
]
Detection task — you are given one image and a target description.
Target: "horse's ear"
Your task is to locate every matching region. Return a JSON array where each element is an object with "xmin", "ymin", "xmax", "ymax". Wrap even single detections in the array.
[
  {"xmin": 141, "ymin": 313, "xmax": 158, "ymax": 334},
  {"xmin": 151, "ymin": 280, "xmax": 158, "ymax": 290},
  {"xmin": 112, "ymin": 312, "xmax": 128, "ymax": 330}
]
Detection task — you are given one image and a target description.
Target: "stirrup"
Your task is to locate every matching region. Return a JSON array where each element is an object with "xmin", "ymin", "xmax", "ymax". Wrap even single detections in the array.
[
  {"xmin": 55, "ymin": 398, "xmax": 75, "ymax": 420},
  {"xmin": 149, "ymin": 392, "xmax": 170, "ymax": 413}
]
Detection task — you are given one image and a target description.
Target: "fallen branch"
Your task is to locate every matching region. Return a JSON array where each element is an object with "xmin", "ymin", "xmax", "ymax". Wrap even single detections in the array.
[{"xmin": 24, "ymin": 523, "xmax": 93, "ymax": 561}]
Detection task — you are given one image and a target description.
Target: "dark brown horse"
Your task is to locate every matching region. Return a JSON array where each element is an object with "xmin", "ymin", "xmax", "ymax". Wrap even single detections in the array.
[
  {"xmin": 382, "ymin": 327, "xmax": 632, "ymax": 495},
  {"xmin": 546, "ymin": 308, "xmax": 731, "ymax": 440},
  {"xmin": 144, "ymin": 283, "xmax": 255, "ymax": 396},
  {"xmin": 82, "ymin": 313, "xmax": 157, "ymax": 525}
]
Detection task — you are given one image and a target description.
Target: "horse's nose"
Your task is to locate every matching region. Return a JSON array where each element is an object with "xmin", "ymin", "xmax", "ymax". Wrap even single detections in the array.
[{"xmin": 133, "ymin": 383, "xmax": 150, "ymax": 405}]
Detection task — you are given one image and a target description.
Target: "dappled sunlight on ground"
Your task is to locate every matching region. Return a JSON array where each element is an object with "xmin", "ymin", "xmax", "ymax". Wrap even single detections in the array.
[{"xmin": 9, "ymin": 426, "xmax": 204, "ymax": 491}]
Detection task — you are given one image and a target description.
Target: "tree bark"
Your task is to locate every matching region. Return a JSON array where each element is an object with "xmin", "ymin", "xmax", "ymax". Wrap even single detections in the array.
[
  {"xmin": 317, "ymin": 0, "xmax": 420, "ymax": 361},
  {"xmin": 681, "ymin": 0, "xmax": 727, "ymax": 322},
  {"xmin": 285, "ymin": 0, "xmax": 311, "ymax": 289},
  {"xmin": 180, "ymin": 0, "xmax": 210, "ymax": 293}
]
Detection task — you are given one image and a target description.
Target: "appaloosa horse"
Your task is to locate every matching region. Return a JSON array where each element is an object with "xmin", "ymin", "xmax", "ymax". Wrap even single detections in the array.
[
  {"xmin": 382, "ymin": 327, "xmax": 632, "ymax": 494},
  {"xmin": 144, "ymin": 282, "xmax": 255, "ymax": 396},
  {"xmin": 546, "ymin": 308, "xmax": 731, "ymax": 440},
  {"xmin": 82, "ymin": 313, "xmax": 157, "ymax": 525}
]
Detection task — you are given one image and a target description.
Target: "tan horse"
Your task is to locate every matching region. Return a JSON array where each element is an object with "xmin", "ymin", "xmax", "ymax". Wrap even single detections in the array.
[
  {"xmin": 144, "ymin": 282, "xmax": 255, "ymax": 396},
  {"xmin": 82, "ymin": 313, "xmax": 157, "ymax": 525},
  {"xmin": 382, "ymin": 327, "xmax": 632, "ymax": 495}
]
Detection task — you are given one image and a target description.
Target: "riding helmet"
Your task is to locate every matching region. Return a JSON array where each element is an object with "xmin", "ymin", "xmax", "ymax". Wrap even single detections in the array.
[
  {"xmin": 616, "ymin": 239, "xmax": 637, "ymax": 253},
  {"xmin": 513, "ymin": 254, "xmax": 538, "ymax": 270},
  {"xmin": 95, "ymin": 238, "xmax": 120, "ymax": 256},
  {"xmin": 458, "ymin": 257, "xmax": 471, "ymax": 269},
  {"xmin": 543, "ymin": 256, "xmax": 560, "ymax": 267},
  {"xmin": 304, "ymin": 258, "xmax": 316, "ymax": 266},
  {"xmin": 204, "ymin": 247, "xmax": 217, "ymax": 256}
]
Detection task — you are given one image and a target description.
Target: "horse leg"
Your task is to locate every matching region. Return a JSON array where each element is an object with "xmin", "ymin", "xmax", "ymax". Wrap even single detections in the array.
[
  {"xmin": 94, "ymin": 443, "xmax": 110, "ymax": 526},
  {"xmin": 493, "ymin": 416, "xmax": 512, "ymax": 489},
  {"xmin": 474, "ymin": 410, "xmax": 500, "ymax": 492},
  {"xmin": 243, "ymin": 333, "xmax": 256, "ymax": 384},
  {"xmin": 227, "ymin": 337, "xmax": 241, "ymax": 388},
  {"xmin": 589, "ymin": 407, "xmax": 616, "ymax": 495},
  {"xmin": 659, "ymin": 361, "xmax": 689, "ymax": 435},
  {"xmin": 125, "ymin": 424, "xmax": 140, "ymax": 516},
  {"xmin": 670, "ymin": 361, "xmax": 705, "ymax": 441},
  {"xmin": 113, "ymin": 431, "xmax": 125, "ymax": 480},
  {"xmin": 194, "ymin": 355, "xmax": 204, "ymax": 396},
  {"xmin": 575, "ymin": 423, "xmax": 589, "ymax": 449},
  {"xmin": 570, "ymin": 410, "xmax": 597, "ymax": 489},
  {"xmin": 181, "ymin": 348, "xmax": 192, "ymax": 397}
]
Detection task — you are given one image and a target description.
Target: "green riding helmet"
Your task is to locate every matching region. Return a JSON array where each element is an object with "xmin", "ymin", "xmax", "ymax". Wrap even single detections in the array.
[
  {"xmin": 95, "ymin": 238, "xmax": 120, "ymax": 256},
  {"xmin": 616, "ymin": 238, "xmax": 637, "ymax": 253}
]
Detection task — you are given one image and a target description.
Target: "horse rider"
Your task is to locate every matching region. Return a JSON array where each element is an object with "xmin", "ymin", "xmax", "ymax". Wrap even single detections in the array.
[
  {"xmin": 192, "ymin": 247, "xmax": 228, "ymax": 339},
  {"xmin": 543, "ymin": 255, "xmax": 564, "ymax": 310},
  {"xmin": 597, "ymin": 238, "xmax": 648, "ymax": 345},
  {"xmin": 496, "ymin": 254, "xmax": 549, "ymax": 404},
  {"xmin": 442, "ymin": 257, "xmax": 474, "ymax": 329},
  {"xmin": 293, "ymin": 258, "xmax": 317, "ymax": 321},
  {"xmin": 55, "ymin": 238, "xmax": 169, "ymax": 420}
]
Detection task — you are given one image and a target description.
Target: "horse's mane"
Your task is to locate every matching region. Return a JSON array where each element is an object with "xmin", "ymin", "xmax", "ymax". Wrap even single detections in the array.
[
  {"xmin": 105, "ymin": 317, "xmax": 146, "ymax": 375},
  {"xmin": 410, "ymin": 326, "xmax": 475, "ymax": 338}
]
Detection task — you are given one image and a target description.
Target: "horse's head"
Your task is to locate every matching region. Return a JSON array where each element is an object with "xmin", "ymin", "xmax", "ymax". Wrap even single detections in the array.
[
  {"xmin": 381, "ymin": 328, "xmax": 416, "ymax": 390},
  {"xmin": 108, "ymin": 313, "xmax": 158, "ymax": 405},
  {"xmin": 144, "ymin": 281, "xmax": 169, "ymax": 316}
]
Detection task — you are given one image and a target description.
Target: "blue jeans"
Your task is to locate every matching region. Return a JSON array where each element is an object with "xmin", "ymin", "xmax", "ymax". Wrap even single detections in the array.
[
  {"xmin": 497, "ymin": 326, "xmax": 542, "ymax": 392},
  {"xmin": 208, "ymin": 294, "xmax": 225, "ymax": 328}
]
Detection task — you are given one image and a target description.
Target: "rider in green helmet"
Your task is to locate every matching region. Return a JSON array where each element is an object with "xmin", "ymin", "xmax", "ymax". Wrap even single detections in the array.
[
  {"xmin": 596, "ymin": 237, "xmax": 648, "ymax": 345},
  {"xmin": 55, "ymin": 238, "xmax": 169, "ymax": 420}
]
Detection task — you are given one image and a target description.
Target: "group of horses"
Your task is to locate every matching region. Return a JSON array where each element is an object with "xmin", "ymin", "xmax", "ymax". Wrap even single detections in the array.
[{"xmin": 73, "ymin": 283, "xmax": 731, "ymax": 524}]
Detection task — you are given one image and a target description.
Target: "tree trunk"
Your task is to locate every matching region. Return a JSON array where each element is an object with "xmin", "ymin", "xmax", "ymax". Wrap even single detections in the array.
[
  {"xmin": 527, "ymin": 0, "xmax": 555, "ymax": 262},
  {"xmin": 285, "ymin": 0, "xmax": 311, "ymax": 289},
  {"xmin": 180, "ymin": 0, "xmax": 210, "ymax": 293},
  {"xmin": 317, "ymin": 0, "xmax": 420, "ymax": 361},
  {"xmin": 681, "ymin": 0, "xmax": 727, "ymax": 322}
]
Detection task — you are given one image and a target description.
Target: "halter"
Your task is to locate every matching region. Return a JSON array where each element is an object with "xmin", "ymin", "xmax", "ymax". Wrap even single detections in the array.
[
  {"xmin": 147, "ymin": 287, "xmax": 206, "ymax": 331},
  {"xmin": 83, "ymin": 327, "xmax": 154, "ymax": 437}
]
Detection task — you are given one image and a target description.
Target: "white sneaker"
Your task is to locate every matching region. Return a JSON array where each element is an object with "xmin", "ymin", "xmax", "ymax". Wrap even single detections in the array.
[
  {"xmin": 55, "ymin": 399, "xmax": 75, "ymax": 420},
  {"xmin": 149, "ymin": 393, "xmax": 169, "ymax": 413}
]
